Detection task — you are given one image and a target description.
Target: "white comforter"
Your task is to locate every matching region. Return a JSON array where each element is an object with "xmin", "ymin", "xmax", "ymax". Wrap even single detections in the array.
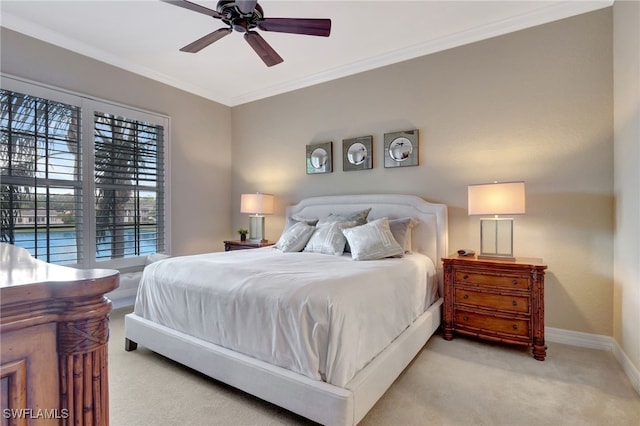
[{"xmin": 134, "ymin": 247, "xmax": 437, "ymax": 387}]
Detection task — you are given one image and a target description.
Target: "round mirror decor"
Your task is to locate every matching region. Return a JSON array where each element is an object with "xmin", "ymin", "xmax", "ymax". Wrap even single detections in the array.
[
  {"xmin": 388, "ymin": 137, "xmax": 412, "ymax": 161},
  {"xmin": 347, "ymin": 143, "xmax": 367, "ymax": 165},
  {"xmin": 383, "ymin": 130, "xmax": 419, "ymax": 168},
  {"xmin": 342, "ymin": 136, "xmax": 373, "ymax": 171},
  {"xmin": 310, "ymin": 148, "xmax": 328, "ymax": 169},
  {"xmin": 306, "ymin": 141, "xmax": 333, "ymax": 174}
]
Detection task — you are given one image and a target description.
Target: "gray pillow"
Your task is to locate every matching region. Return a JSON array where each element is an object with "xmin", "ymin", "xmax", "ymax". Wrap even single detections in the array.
[
  {"xmin": 275, "ymin": 221, "xmax": 315, "ymax": 252},
  {"xmin": 388, "ymin": 217, "xmax": 418, "ymax": 253},
  {"xmin": 317, "ymin": 208, "xmax": 371, "ymax": 226},
  {"xmin": 342, "ymin": 217, "xmax": 404, "ymax": 261},
  {"xmin": 303, "ymin": 221, "xmax": 356, "ymax": 256}
]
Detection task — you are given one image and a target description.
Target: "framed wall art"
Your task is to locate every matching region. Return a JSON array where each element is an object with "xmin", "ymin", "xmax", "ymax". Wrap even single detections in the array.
[
  {"xmin": 342, "ymin": 136, "xmax": 372, "ymax": 171},
  {"xmin": 306, "ymin": 141, "xmax": 332, "ymax": 174},
  {"xmin": 384, "ymin": 129, "xmax": 419, "ymax": 168}
]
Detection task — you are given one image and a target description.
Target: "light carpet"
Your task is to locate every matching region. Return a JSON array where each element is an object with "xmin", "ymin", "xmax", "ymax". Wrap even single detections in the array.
[{"xmin": 108, "ymin": 307, "xmax": 640, "ymax": 425}]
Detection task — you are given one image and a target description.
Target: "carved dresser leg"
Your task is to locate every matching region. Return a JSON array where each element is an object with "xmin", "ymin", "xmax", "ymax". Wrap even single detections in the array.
[{"xmin": 58, "ymin": 304, "xmax": 111, "ymax": 426}]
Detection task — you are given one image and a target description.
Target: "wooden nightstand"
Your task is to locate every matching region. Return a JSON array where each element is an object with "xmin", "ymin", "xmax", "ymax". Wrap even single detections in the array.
[
  {"xmin": 442, "ymin": 255, "xmax": 547, "ymax": 360},
  {"xmin": 224, "ymin": 240, "xmax": 274, "ymax": 251}
]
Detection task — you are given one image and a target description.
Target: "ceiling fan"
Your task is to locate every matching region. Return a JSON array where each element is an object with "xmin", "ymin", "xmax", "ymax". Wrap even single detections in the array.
[{"xmin": 162, "ymin": 0, "xmax": 332, "ymax": 67}]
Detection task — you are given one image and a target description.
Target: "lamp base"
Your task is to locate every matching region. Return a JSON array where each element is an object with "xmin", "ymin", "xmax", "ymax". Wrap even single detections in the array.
[
  {"xmin": 248, "ymin": 215, "xmax": 265, "ymax": 243},
  {"xmin": 480, "ymin": 217, "xmax": 515, "ymax": 260}
]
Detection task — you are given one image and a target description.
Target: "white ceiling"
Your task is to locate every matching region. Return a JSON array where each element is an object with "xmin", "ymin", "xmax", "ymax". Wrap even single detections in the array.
[{"xmin": 1, "ymin": 0, "xmax": 612, "ymax": 107}]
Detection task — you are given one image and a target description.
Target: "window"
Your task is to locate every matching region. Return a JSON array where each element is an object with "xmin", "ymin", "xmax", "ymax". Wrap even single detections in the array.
[
  {"xmin": 0, "ymin": 90, "xmax": 83, "ymax": 264},
  {"xmin": 94, "ymin": 112, "xmax": 165, "ymax": 261},
  {"xmin": 0, "ymin": 77, "xmax": 169, "ymax": 268}
]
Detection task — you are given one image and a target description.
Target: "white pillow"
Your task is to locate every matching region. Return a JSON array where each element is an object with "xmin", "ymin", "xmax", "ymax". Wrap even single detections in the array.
[
  {"xmin": 342, "ymin": 217, "xmax": 404, "ymax": 261},
  {"xmin": 275, "ymin": 221, "xmax": 315, "ymax": 252},
  {"xmin": 303, "ymin": 221, "xmax": 355, "ymax": 256}
]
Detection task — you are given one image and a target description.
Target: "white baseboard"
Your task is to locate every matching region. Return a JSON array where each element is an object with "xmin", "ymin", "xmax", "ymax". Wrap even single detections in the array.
[
  {"xmin": 546, "ymin": 327, "xmax": 614, "ymax": 350},
  {"xmin": 546, "ymin": 326, "xmax": 640, "ymax": 395},
  {"xmin": 612, "ymin": 340, "xmax": 640, "ymax": 395}
]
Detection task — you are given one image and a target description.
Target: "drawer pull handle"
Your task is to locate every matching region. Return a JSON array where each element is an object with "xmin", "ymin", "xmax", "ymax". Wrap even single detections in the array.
[
  {"xmin": 512, "ymin": 301, "xmax": 518, "ymax": 307},
  {"xmin": 463, "ymin": 275, "xmax": 469, "ymax": 280},
  {"xmin": 463, "ymin": 316, "xmax": 468, "ymax": 321},
  {"xmin": 512, "ymin": 280, "xmax": 518, "ymax": 285},
  {"xmin": 512, "ymin": 324, "xmax": 518, "ymax": 330},
  {"xmin": 463, "ymin": 294, "xmax": 469, "ymax": 300}
]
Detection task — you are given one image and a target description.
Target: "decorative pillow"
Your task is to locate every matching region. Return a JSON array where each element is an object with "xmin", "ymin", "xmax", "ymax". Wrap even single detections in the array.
[
  {"xmin": 303, "ymin": 221, "xmax": 355, "ymax": 256},
  {"xmin": 342, "ymin": 217, "xmax": 404, "ymax": 261},
  {"xmin": 284, "ymin": 216, "xmax": 319, "ymax": 231},
  {"xmin": 317, "ymin": 208, "xmax": 371, "ymax": 226},
  {"xmin": 317, "ymin": 208, "xmax": 372, "ymax": 252},
  {"xmin": 274, "ymin": 221, "xmax": 315, "ymax": 252},
  {"xmin": 388, "ymin": 217, "xmax": 418, "ymax": 253}
]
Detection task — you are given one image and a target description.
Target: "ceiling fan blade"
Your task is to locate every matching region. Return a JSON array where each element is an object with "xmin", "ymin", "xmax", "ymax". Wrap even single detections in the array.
[
  {"xmin": 236, "ymin": 0, "xmax": 258, "ymax": 15},
  {"xmin": 244, "ymin": 31, "xmax": 284, "ymax": 67},
  {"xmin": 180, "ymin": 28, "xmax": 232, "ymax": 53},
  {"xmin": 258, "ymin": 18, "xmax": 331, "ymax": 37},
  {"xmin": 160, "ymin": 0, "xmax": 224, "ymax": 19}
]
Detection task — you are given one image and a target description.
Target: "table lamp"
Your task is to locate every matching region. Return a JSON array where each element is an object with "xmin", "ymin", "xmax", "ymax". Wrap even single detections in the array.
[
  {"xmin": 240, "ymin": 193, "xmax": 274, "ymax": 243},
  {"xmin": 468, "ymin": 181, "xmax": 525, "ymax": 260}
]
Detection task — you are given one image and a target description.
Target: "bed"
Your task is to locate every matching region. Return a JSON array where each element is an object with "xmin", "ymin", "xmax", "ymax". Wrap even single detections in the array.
[{"xmin": 124, "ymin": 194, "xmax": 448, "ymax": 425}]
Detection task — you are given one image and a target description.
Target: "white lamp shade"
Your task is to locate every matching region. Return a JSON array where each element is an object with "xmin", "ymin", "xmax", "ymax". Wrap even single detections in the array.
[
  {"xmin": 240, "ymin": 193, "xmax": 274, "ymax": 215},
  {"xmin": 468, "ymin": 182, "xmax": 526, "ymax": 216}
]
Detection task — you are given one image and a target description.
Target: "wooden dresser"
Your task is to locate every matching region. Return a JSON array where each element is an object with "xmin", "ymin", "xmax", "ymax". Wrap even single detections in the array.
[
  {"xmin": 0, "ymin": 243, "xmax": 119, "ymax": 425},
  {"xmin": 442, "ymin": 255, "xmax": 547, "ymax": 360}
]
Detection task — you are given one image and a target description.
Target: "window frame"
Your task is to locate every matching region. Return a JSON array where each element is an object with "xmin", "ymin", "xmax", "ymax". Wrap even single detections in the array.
[{"xmin": 1, "ymin": 74, "xmax": 171, "ymax": 270}]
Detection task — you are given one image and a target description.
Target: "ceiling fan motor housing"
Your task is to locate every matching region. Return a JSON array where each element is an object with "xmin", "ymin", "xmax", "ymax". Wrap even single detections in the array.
[{"xmin": 216, "ymin": 0, "xmax": 263, "ymax": 32}]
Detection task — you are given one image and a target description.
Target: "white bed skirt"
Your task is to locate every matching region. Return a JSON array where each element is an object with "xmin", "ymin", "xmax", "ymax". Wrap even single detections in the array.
[{"xmin": 124, "ymin": 297, "xmax": 442, "ymax": 425}]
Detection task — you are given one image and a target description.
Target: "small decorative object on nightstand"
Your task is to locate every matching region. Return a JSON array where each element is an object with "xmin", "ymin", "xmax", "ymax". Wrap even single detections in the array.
[
  {"xmin": 442, "ymin": 254, "xmax": 547, "ymax": 360},
  {"xmin": 224, "ymin": 240, "xmax": 274, "ymax": 252}
]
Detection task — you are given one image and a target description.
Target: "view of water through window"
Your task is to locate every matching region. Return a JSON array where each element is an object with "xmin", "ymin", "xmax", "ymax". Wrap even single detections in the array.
[{"xmin": 13, "ymin": 228, "xmax": 158, "ymax": 264}]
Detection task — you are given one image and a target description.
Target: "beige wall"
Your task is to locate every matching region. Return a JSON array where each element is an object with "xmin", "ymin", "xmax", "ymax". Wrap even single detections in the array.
[
  {"xmin": 613, "ymin": 1, "xmax": 640, "ymax": 374},
  {"xmin": 231, "ymin": 10, "xmax": 614, "ymax": 335},
  {"xmin": 0, "ymin": 28, "xmax": 233, "ymax": 256}
]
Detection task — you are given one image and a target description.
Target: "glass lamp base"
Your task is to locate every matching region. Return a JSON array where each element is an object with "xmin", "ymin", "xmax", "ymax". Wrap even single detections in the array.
[
  {"xmin": 248, "ymin": 215, "xmax": 266, "ymax": 243},
  {"xmin": 479, "ymin": 217, "xmax": 515, "ymax": 261}
]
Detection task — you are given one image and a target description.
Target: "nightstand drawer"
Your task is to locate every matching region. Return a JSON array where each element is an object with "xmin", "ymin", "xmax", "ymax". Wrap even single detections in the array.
[
  {"xmin": 455, "ymin": 271, "xmax": 530, "ymax": 290},
  {"xmin": 454, "ymin": 288, "xmax": 530, "ymax": 313},
  {"xmin": 454, "ymin": 309, "xmax": 530, "ymax": 337}
]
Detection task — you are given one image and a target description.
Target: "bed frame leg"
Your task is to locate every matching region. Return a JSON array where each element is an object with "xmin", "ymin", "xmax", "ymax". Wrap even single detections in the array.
[{"xmin": 125, "ymin": 338, "xmax": 138, "ymax": 352}]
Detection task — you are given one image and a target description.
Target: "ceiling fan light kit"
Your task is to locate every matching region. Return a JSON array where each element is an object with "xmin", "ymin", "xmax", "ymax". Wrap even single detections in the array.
[{"xmin": 163, "ymin": 0, "xmax": 331, "ymax": 67}]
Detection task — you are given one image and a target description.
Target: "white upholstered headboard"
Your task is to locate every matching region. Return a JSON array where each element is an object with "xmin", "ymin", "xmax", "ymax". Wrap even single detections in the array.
[{"xmin": 286, "ymin": 194, "xmax": 449, "ymax": 293}]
